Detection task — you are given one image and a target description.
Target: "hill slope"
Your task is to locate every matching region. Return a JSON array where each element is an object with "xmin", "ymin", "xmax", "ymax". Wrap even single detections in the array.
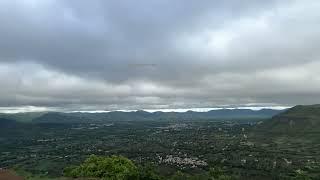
[
  {"xmin": 258, "ymin": 104, "xmax": 320, "ymax": 133},
  {"xmin": 0, "ymin": 112, "xmax": 45, "ymax": 123},
  {"xmin": 0, "ymin": 118, "xmax": 21, "ymax": 128}
]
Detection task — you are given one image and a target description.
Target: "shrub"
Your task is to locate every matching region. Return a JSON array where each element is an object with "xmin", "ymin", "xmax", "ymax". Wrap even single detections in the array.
[{"xmin": 64, "ymin": 155, "xmax": 138, "ymax": 180}]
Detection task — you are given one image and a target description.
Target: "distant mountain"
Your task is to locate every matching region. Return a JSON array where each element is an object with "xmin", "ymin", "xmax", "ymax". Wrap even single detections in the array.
[
  {"xmin": 0, "ymin": 118, "xmax": 19, "ymax": 128},
  {"xmin": 257, "ymin": 104, "xmax": 320, "ymax": 133},
  {"xmin": 32, "ymin": 112, "xmax": 87, "ymax": 124},
  {"xmin": 0, "ymin": 112, "xmax": 45, "ymax": 123},
  {"xmin": 31, "ymin": 109, "xmax": 283, "ymax": 124}
]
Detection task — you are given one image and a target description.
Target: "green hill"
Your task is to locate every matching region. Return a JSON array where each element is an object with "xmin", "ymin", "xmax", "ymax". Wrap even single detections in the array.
[
  {"xmin": 0, "ymin": 112, "xmax": 45, "ymax": 123},
  {"xmin": 258, "ymin": 104, "xmax": 320, "ymax": 134}
]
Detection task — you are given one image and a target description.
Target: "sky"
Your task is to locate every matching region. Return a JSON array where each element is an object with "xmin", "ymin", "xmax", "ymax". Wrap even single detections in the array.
[{"xmin": 0, "ymin": 0, "xmax": 319, "ymax": 112}]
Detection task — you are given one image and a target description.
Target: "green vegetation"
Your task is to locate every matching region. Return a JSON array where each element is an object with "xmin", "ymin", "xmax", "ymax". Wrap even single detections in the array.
[
  {"xmin": 0, "ymin": 112, "xmax": 45, "ymax": 123},
  {"xmin": 257, "ymin": 104, "xmax": 320, "ymax": 134},
  {"xmin": 64, "ymin": 155, "xmax": 138, "ymax": 179},
  {"xmin": 63, "ymin": 155, "xmax": 232, "ymax": 180},
  {"xmin": 1, "ymin": 105, "xmax": 320, "ymax": 179}
]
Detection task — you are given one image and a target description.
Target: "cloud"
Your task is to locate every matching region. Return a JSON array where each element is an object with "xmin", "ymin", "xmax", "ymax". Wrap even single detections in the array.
[{"xmin": 0, "ymin": 0, "xmax": 319, "ymax": 110}]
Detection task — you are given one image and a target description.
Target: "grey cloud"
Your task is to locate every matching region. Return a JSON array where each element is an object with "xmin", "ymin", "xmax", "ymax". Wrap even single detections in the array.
[{"xmin": 0, "ymin": 0, "xmax": 319, "ymax": 110}]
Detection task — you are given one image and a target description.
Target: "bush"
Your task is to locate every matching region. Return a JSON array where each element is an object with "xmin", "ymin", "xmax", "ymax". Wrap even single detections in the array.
[{"xmin": 64, "ymin": 155, "xmax": 138, "ymax": 180}]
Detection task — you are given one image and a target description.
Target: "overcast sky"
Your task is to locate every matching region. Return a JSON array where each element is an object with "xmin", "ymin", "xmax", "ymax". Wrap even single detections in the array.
[{"xmin": 0, "ymin": 0, "xmax": 319, "ymax": 112}]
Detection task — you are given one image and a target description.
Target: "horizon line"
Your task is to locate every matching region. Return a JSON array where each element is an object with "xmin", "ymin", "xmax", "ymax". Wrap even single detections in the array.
[{"xmin": 0, "ymin": 106, "xmax": 291, "ymax": 114}]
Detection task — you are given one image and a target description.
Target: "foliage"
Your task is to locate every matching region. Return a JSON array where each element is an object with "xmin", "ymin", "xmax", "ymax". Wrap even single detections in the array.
[
  {"xmin": 169, "ymin": 169, "xmax": 232, "ymax": 180},
  {"xmin": 170, "ymin": 171, "xmax": 190, "ymax": 180},
  {"xmin": 209, "ymin": 167, "xmax": 232, "ymax": 180},
  {"xmin": 63, "ymin": 155, "xmax": 233, "ymax": 180},
  {"xmin": 64, "ymin": 155, "xmax": 138, "ymax": 180},
  {"xmin": 137, "ymin": 164, "xmax": 162, "ymax": 180},
  {"xmin": 292, "ymin": 169, "xmax": 311, "ymax": 180}
]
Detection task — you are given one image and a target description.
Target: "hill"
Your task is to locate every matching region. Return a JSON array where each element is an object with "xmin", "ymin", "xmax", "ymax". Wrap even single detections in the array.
[
  {"xmin": 31, "ymin": 109, "xmax": 283, "ymax": 123},
  {"xmin": 0, "ymin": 118, "xmax": 19, "ymax": 128},
  {"xmin": 32, "ymin": 112, "xmax": 88, "ymax": 124},
  {"xmin": 257, "ymin": 104, "xmax": 320, "ymax": 133},
  {"xmin": 0, "ymin": 112, "xmax": 45, "ymax": 123}
]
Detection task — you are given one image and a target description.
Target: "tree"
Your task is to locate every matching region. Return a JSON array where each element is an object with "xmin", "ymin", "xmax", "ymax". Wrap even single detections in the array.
[{"xmin": 64, "ymin": 155, "xmax": 139, "ymax": 180}]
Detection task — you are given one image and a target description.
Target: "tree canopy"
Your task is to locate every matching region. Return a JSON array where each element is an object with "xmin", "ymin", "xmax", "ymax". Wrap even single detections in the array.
[{"xmin": 64, "ymin": 155, "xmax": 138, "ymax": 180}]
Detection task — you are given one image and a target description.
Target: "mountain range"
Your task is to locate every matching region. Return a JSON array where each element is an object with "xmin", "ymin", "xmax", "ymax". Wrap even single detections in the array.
[{"xmin": 0, "ymin": 108, "xmax": 283, "ymax": 124}]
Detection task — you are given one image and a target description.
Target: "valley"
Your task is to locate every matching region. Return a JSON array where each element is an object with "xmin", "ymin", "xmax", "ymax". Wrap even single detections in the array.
[{"xmin": 1, "ymin": 106, "xmax": 320, "ymax": 179}]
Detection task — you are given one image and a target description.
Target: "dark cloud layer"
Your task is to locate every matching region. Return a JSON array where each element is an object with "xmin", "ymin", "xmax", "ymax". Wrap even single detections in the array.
[{"xmin": 0, "ymin": 0, "xmax": 319, "ymax": 111}]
